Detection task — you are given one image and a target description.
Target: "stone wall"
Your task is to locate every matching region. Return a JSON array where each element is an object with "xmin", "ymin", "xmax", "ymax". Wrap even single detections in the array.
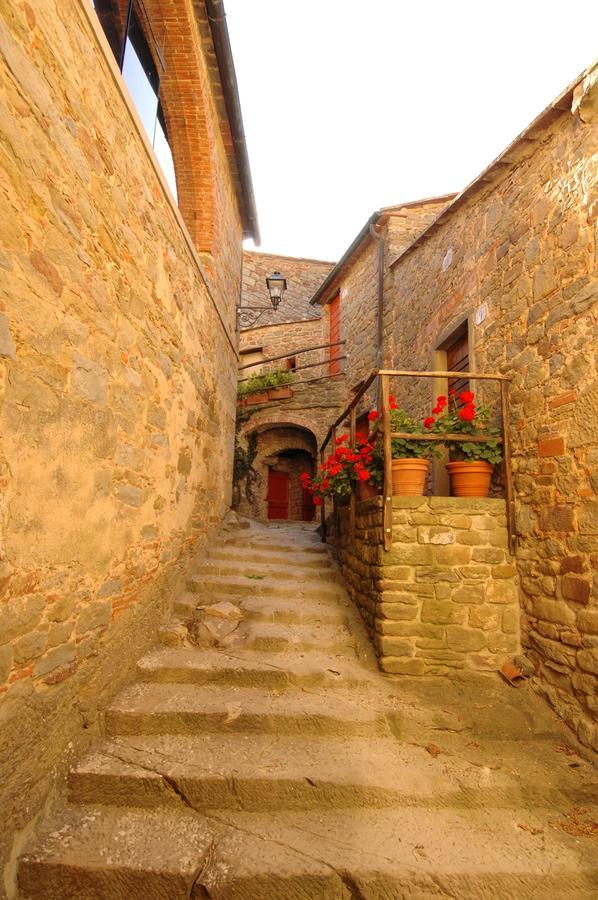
[
  {"xmin": 329, "ymin": 497, "xmax": 520, "ymax": 675},
  {"xmin": 0, "ymin": 0, "xmax": 242, "ymax": 886},
  {"xmin": 384, "ymin": 67, "xmax": 598, "ymax": 750},
  {"xmin": 240, "ymin": 250, "xmax": 333, "ymax": 329},
  {"xmin": 239, "ymin": 318, "xmax": 327, "ymax": 379}
]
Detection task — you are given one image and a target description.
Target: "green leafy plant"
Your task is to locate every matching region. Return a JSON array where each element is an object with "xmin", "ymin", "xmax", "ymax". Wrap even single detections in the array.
[
  {"xmin": 237, "ymin": 368, "xmax": 294, "ymax": 398},
  {"xmin": 427, "ymin": 390, "xmax": 502, "ymax": 464},
  {"xmin": 368, "ymin": 398, "xmax": 440, "ymax": 460}
]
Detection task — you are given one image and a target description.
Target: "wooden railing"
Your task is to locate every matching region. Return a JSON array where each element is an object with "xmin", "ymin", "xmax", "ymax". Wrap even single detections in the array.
[{"xmin": 319, "ymin": 369, "xmax": 516, "ymax": 555}]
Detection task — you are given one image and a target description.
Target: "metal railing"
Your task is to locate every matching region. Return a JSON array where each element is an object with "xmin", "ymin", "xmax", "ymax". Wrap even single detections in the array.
[{"xmin": 319, "ymin": 369, "xmax": 516, "ymax": 555}]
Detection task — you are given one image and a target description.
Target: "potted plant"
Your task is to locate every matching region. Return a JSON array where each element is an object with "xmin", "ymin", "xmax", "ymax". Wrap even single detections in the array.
[
  {"xmin": 300, "ymin": 434, "xmax": 379, "ymax": 506},
  {"xmin": 427, "ymin": 390, "xmax": 502, "ymax": 497},
  {"xmin": 237, "ymin": 369, "xmax": 294, "ymax": 405},
  {"xmin": 369, "ymin": 400, "xmax": 439, "ymax": 496}
]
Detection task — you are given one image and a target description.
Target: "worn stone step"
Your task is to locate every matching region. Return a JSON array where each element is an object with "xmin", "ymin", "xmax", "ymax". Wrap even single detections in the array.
[
  {"xmin": 196, "ymin": 807, "xmax": 598, "ymax": 899},
  {"xmin": 68, "ymin": 733, "xmax": 565, "ymax": 813},
  {"xmin": 18, "ymin": 805, "xmax": 215, "ymax": 900},
  {"xmin": 19, "ymin": 801, "xmax": 598, "ymax": 900},
  {"xmin": 245, "ymin": 620, "xmax": 354, "ymax": 653},
  {"xmin": 206, "ymin": 545, "xmax": 333, "ymax": 569},
  {"xmin": 136, "ymin": 647, "xmax": 371, "ymax": 689},
  {"xmin": 195, "ymin": 559, "xmax": 334, "ymax": 582},
  {"xmin": 187, "ymin": 572, "xmax": 345, "ymax": 602},
  {"xmin": 219, "ymin": 536, "xmax": 327, "ymax": 555},
  {"xmin": 174, "ymin": 591, "xmax": 346, "ymax": 625},
  {"xmin": 105, "ymin": 682, "xmax": 394, "ymax": 738}
]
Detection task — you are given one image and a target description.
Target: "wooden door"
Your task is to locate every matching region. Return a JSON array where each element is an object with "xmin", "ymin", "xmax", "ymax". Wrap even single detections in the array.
[
  {"xmin": 446, "ymin": 331, "xmax": 469, "ymax": 396},
  {"xmin": 329, "ymin": 293, "xmax": 341, "ymax": 376},
  {"xmin": 267, "ymin": 469, "xmax": 289, "ymax": 519}
]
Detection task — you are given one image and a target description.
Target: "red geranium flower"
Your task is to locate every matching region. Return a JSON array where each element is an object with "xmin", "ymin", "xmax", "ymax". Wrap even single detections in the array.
[
  {"xmin": 423, "ymin": 417, "xmax": 435, "ymax": 429},
  {"xmin": 460, "ymin": 390, "xmax": 475, "ymax": 403},
  {"xmin": 448, "ymin": 388, "xmax": 456, "ymax": 397},
  {"xmin": 368, "ymin": 410, "xmax": 379, "ymax": 422},
  {"xmin": 458, "ymin": 404, "xmax": 476, "ymax": 421},
  {"xmin": 358, "ymin": 469, "xmax": 371, "ymax": 481},
  {"xmin": 313, "ymin": 496, "xmax": 322, "ymax": 506},
  {"xmin": 321, "ymin": 477, "xmax": 329, "ymax": 489},
  {"xmin": 388, "ymin": 394, "xmax": 398, "ymax": 410},
  {"xmin": 436, "ymin": 395, "xmax": 447, "ymax": 406},
  {"xmin": 432, "ymin": 405, "xmax": 443, "ymax": 415},
  {"xmin": 335, "ymin": 434, "xmax": 349, "ymax": 445}
]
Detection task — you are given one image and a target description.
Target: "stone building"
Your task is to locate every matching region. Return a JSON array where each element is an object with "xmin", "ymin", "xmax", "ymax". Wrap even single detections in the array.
[
  {"xmin": 0, "ymin": 0, "xmax": 258, "ymax": 886},
  {"xmin": 379, "ymin": 65, "xmax": 598, "ymax": 752},
  {"xmin": 235, "ymin": 251, "xmax": 346, "ymax": 522}
]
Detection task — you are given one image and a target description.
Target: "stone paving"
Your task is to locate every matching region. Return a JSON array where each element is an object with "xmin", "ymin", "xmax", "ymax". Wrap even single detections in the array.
[{"xmin": 18, "ymin": 519, "xmax": 598, "ymax": 898}]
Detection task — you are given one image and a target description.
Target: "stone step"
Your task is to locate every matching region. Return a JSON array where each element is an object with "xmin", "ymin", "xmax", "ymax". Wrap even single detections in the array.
[
  {"xmin": 186, "ymin": 572, "xmax": 345, "ymax": 602},
  {"xmin": 218, "ymin": 537, "xmax": 327, "ymax": 555},
  {"xmin": 18, "ymin": 805, "xmax": 214, "ymax": 900},
  {"xmin": 105, "ymin": 682, "xmax": 394, "ymax": 738},
  {"xmin": 195, "ymin": 558, "xmax": 334, "ymax": 581},
  {"xmin": 245, "ymin": 620, "xmax": 354, "ymax": 653},
  {"xmin": 68, "ymin": 733, "xmax": 565, "ymax": 813},
  {"xmin": 206, "ymin": 545, "xmax": 332, "ymax": 569},
  {"xmin": 20, "ymin": 804, "xmax": 598, "ymax": 899},
  {"xmin": 174, "ymin": 592, "xmax": 347, "ymax": 625},
  {"xmin": 136, "ymin": 647, "xmax": 371, "ymax": 689}
]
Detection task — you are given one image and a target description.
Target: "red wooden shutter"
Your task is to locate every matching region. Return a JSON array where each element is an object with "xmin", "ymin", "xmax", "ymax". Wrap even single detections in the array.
[
  {"xmin": 329, "ymin": 293, "xmax": 341, "ymax": 376},
  {"xmin": 446, "ymin": 332, "xmax": 469, "ymax": 396}
]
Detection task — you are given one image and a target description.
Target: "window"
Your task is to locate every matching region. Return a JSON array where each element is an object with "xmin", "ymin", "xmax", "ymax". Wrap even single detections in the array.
[
  {"xmin": 285, "ymin": 356, "xmax": 297, "ymax": 372},
  {"xmin": 92, "ymin": 0, "xmax": 177, "ymax": 200}
]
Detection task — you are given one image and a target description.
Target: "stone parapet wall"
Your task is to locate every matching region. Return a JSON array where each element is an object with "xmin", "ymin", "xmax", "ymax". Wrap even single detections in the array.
[{"xmin": 329, "ymin": 497, "xmax": 520, "ymax": 675}]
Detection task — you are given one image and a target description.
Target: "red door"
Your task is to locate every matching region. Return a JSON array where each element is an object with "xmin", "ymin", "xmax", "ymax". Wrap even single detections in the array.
[
  {"xmin": 267, "ymin": 469, "xmax": 289, "ymax": 519},
  {"xmin": 329, "ymin": 293, "xmax": 341, "ymax": 375}
]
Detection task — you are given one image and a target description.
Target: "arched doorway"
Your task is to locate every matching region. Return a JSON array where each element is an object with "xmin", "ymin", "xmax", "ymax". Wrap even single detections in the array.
[{"xmin": 234, "ymin": 423, "xmax": 318, "ymax": 522}]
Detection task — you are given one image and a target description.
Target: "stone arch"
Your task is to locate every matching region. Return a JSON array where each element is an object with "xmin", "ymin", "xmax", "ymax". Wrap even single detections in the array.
[{"xmin": 241, "ymin": 411, "xmax": 324, "ymax": 449}]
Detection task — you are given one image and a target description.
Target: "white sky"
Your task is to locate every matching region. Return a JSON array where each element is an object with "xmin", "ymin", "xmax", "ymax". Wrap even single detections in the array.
[{"xmin": 225, "ymin": 0, "xmax": 598, "ymax": 262}]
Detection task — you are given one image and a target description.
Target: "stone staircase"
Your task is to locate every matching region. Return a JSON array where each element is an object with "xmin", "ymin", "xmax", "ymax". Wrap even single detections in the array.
[{"xmin": 18, "ymin": 519, "xmax": 598, "ymax": 898}]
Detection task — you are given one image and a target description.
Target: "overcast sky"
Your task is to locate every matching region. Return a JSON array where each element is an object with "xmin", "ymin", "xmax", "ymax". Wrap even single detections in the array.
[{"xmin": 225, "ymin": 0, "xmax": 597, "ymax": 262}]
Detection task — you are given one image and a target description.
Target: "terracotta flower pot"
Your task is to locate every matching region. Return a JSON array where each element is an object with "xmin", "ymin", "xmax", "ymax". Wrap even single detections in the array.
[
  {"xmin": 356, "ymin": 479, "xmax": 380, "ymax": 501},
  {"xmin": 267, "ymin": 386, "xmax": 293, "ymax": 400},
  {"xmin": 391, "ymin": 458, "xmax": 429, "ymax": 496},
  {"xmin": 446, "ymin": 460, "xmax": 493, "ymax": 497}
]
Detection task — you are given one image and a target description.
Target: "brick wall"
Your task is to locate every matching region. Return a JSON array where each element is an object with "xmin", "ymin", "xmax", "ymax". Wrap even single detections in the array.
[
  {"xmin": 0, "ymin": 0, "xmax": 243, "ymax": 881},
  {"xmin": 329, "ymin": 497, "xmax": 520, "ymax": 675},
  {"xmin": 240, "ymin": 251, "xmax": 333, "ymax": 329},
  {"xmin": 383, "ymin": 68, "xmax": 598, "ymax": 751}
]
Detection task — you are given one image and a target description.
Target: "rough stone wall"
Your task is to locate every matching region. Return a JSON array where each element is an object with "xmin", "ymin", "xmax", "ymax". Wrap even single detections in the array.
[
  {"xmin": 329, "ymin": 497, "xmax": 519, "ymax": 675},
  {"xmin": 239, "ymin": 318, "xmax": 327, "ymax": 379},
  {"xmin": 240, "ymin": 251, "xmax": 333, "ymax": 328},
  {"xmin": 0, "ymin": 0, "xmax": 242, "ymax": 885},
  {"xmin": 384, "ymin": 71, "xmax": 598, "ymax": 750}
]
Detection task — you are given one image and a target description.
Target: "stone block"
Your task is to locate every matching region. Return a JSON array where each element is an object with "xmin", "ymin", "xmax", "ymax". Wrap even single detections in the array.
[
  {"xmin": 456, "ymin": 565, "xmax": 491, "ymax": 581},
  {"xmin": 531, "ymin": 597, "xmax": 575, "ymax": 626},
  {"xmin": 577, "ymin": 609, "xmax": 598, "ymax": 636},
  {"xmin": 0, "ymin": 596, "xmax": 45, "ymax": 643},
  {"xmin": 577, "ymin": 648, "xmax": 598, "ymax": 676},
  {"xmin": 382, "ymin": 584, "xmax": 434, "ymax": 600},
  {"xmin": 34, "ymin": 644, "xmax": 76, "ymax": 677},
  {"xmin": 71, "ymin": 353, "xmax": 108, "ymax": 406},
  {"xmin": 578, "ymin": 501, "xmax": 598, "ymax": 535},
  {"xmin": 433, "ymin": 545, "xmax": 472, "ymax": 566},
  {"xmin": 385, "ymin": 545, "xmax": 434, "ymax": 566},
  {"xmin": 391, "ymin": 497, "xmax": 427, "ymax": 510},
  {"xmin": 417, "ymin": 527, "xmax": 455, "ymax": 545},
  {"xmin": 115, "ymin": 483, "xmax": 146, "ymax": 507},
  {"xmin": 376, "ymin": 636, "xmax": 414, "ymax": 657},
  {"xmin": 434, "ymin": 583, "xmax": 453, "ymax": 600},
  {"xmin": 0, "ymin": 313, "xmax": 17, "ymax": 360},
  {"xmin": 97, "ymin": 579, "xmax": 123, "ymax": 598},
  {"xmin": 13, "ymin": 630, "xmax": 47, "ymax": 665},
  {"xmin": 0, "ymin": 644, "xmax": 13, "ymax": 683},
  {"xmin": 469, "ymin": 606, "xmax": 501, "ymax": 631},
  {"xmin": 539, "ymin": 505, "xmax": 574, "ymax": 533},
  {"xmin": 377, "ymin": 602, "xmax": 418, "ymax": 621},
  {"xmin": 446, "ymin": 625, "xmax": 486, "ymax": 652},
  {"xmin": 561, "ymin": 575, "xmax": 590, "ymax": 605},
  {"xmin": 47, "ymin": 621, "xmax": 74, "ymax": 648},
  {"xmin": 451, "ymin": 584, "xmax": 486, "ymax": 604},
  {"xmin": 502, "ymin": 608, "xmax": 520, "ymax": 634},
  {"xmin": 537, "ymin": 436, "xmax": 565, "ymax": 457},
  {"xmin": 380, "ymin": 656, "xmax": 425, "ymax": 675},
  {"xmin": 471, "ymin": 547, "xmax": 506, "ymax": 565},
  {"xmin": 487, "ymin": 580, "xmax": 519, "ymax": 604},
  {"xmin": 487, "ymin": 633, "xmax": 519, "ymax": 654},
  {"xmin": 467, "ymin": 652, "xmax": 502, "ymax": 671},
  {"xmin": 491, "ymin": 564, "xmax": 518, "ymax": 579},
  {"xmin": 379, "ymin": 566, "xmax": 413, "ymax": 582},
  {"xmin": 529, "ymin": 632, "xmax": 577, "ymax": 668},
  {"xmin": 416, "ymin": 566, "xmax": 460, "ymax": 583},
  {"xmin": 422, "ymin": 598, "xmax": 467, "ymax": 625},
  {"xmin": 76, "ymin": 600, "xmax": 112, "ymax": 634}
]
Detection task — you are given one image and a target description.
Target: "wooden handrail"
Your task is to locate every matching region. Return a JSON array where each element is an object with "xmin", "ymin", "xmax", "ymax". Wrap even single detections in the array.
[
  {"xmin": 318, "ymin": 368, "xmax": 516, "ymax": 556},
  {"xmin": 238, "ymin": 340, "xmax": 346, "ymax": 370},
  {"xmin": 238, "ymin": 355, "xmax": 346, "ymax": 384}
]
